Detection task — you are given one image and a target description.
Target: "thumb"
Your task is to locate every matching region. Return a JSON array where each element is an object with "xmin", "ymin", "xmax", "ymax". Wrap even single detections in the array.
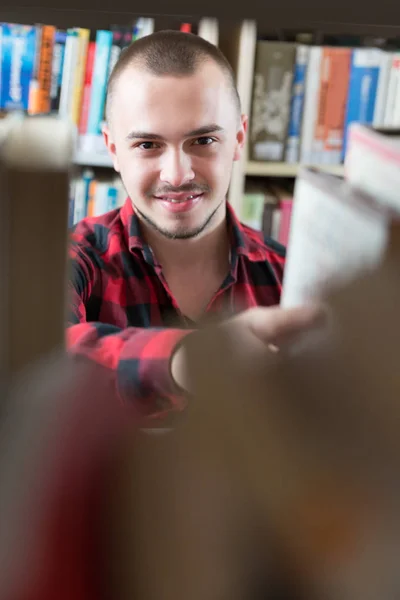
[{"xmin": 246, "ymin": 304, "xmax": 327, "ymax": 346}]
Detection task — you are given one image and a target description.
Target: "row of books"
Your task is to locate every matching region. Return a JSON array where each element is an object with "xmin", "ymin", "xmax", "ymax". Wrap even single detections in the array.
[
  {"xmin": 249, "ymin": 41, "xmax": 400, "ymax": 166},
  {"xmin": 0, "ymin": 18, "xmax": 217, "ymax": 137},
  {"xmin": 69, "ymin": 170, "xmax": 126, "ymax": 225},
  {"xmin": 241, "ymin": 181, "xmax": 294, "ymax": 247}
]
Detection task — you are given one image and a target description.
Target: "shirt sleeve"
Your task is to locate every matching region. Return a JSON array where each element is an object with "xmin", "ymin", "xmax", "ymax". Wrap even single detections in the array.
[{"xmin": 66, "ymin": 240, "xmax": 193, "ymax": 419}]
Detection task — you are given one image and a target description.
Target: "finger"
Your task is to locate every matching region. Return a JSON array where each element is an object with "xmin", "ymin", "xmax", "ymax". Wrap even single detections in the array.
[{"xmin": 248, "ymin": 304, "xmax": 327, "ymax": 346}]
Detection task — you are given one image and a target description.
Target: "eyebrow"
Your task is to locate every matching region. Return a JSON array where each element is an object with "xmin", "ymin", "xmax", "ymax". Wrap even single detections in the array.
[{"xmin": 125, "ymin": 124, "xmax": 224, "ymax": 141}]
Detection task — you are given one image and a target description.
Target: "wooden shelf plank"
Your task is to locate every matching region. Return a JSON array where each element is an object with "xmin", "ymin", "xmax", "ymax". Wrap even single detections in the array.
[{"xmin": 2, "ymin": 2, "xmax": 400, "ymax": 35}]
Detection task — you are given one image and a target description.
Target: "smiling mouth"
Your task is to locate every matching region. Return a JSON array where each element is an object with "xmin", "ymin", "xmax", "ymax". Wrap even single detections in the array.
[{"xmin": 154, "ymin": 193, "xmax": 203, "ymax": 203}]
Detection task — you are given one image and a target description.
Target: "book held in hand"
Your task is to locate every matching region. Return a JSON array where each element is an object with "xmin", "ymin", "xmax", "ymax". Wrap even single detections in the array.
[{"xmin": 280, "ymin": 165, "xmax": 400, "ymax": 308}]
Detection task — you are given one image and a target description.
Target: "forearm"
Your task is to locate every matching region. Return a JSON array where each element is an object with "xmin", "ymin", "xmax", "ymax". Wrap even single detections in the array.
[{"xmin": 66, "ymin": 321, "xmax": 193, "ymax": 418}]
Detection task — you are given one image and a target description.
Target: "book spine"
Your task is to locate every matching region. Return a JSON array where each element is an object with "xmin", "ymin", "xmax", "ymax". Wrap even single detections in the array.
[
  {"xmin": 58, "ymin": 28, "xmax": 79, "ymax": 119},
  {"xmin": 241, "ymin": 193, "xmax": 265, "ymax": 230},
  {"xmin": 86, "ymin": 178, "xmax": 97, "ymax": 217},
  {"xmin": 342, "ymin": 48, "xmax": 381, "ymax": 162},
  {"xmin": 72, "ymin": 178, "xmax": 85, "ymax": 224},
  {"xmin": 27, "ymin": 24, "xmax": 42, "ymax": 114},
  {"xmin": 322, "ymin": 47, "xmax": 352, "ymax": 164},
  {"xmin": 0, "ymin": 24, "xmax": 37, "ymax": 111},
  {"xmin": 250, "ymin": 41, "xmax": 297, "ymax": 161},
  {"xmin": 107, "ymin": 27, "xmax": 123, "ymax": 80},
  {"xmin": 278, "ymin": 198, "xmax": 293, "ymax": 246},
  {"xmin": 373, "ymin": 51, "xmax": 392, "ymax": 127},
  {"xmin": 299, "ymin": 46, "xmax": 322, "ymax": 164},
  {"xmin": 383, "ymin": 53, "xmax": 400, "ymax": 126},
  {"xmin": 29, "ymin": 24, "xmax": 56, "ymax": 114},
  {"xmin": 314, "ymin": 47, "xmax": 332, "ymax": 164},
  {"xmin": 106, "ymin": 185, "xmax": 119, "ymax": 211},
  {"xmin": 391, "ymin": 57, "xmax": 400, "ymax": 126},
  {"xmin": 71, "ymin": 28, "xmax": 90, "ymax": 126},
  {"xmin": 87, "ymin": 29, "xmax": 113, "ymax": 135},
  {"xmin": 50, "ymin": 30, "xmax": 67, "ymax": 112},
  {"xmin": 100, "ymin": 26, "xmax": 126, "ymax": 124},
  {"xmin": 78, "ymin": 40, "xmax": 96, "ymax": 134},
  {"xmin": 285, "ymin": 44, "xmax": 310, "ymax": 164}
]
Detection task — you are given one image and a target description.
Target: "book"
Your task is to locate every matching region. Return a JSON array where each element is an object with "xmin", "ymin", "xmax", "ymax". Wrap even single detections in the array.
[
  {"xmin": 341, "ymin": 48, "xmax": 382, "ymax": 161},
  {"xmin": 284, "ymin": 44, "xmax": 310, "ymax": 163},
  {"xmin": 280, "ymin": 166, "xmax": 400, "ymax": 308},
  {"xmin": 249, "ymin": 41, "xmax": 297, "ymax": 161},
  {"xmin": 345, "ymin": 122, "xmax": 400, "ymax": 210}
]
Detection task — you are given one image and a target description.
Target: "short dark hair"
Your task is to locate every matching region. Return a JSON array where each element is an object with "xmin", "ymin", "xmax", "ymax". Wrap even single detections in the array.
[{"xmin": 105, "ymin": 29, "xmax": 241, "ymax": 124}]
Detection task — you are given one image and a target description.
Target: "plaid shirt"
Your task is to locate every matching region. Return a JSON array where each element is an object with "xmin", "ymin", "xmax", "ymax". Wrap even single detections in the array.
[{"xmin": 67, "ymin": 198, "xmax": 286, "ymax": 418}]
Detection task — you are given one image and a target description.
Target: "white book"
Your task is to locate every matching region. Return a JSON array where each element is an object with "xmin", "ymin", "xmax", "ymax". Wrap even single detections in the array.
[
  {"xmin": 373, "ymin": 50, "xmax": 393, "ymax": 126},
  {"xmin": 197, "ymin": 18, "xmax": 219, "ymax": 46},
  {"xmin": 345, "ymin": 122, "xmax": 400, "ymax": 211},
  {"xmin": 58, "ymin": 29, "xmax": 79, "ymax": 121},
  {"xmin": 383, "ymin": 52, "xmax": 400, "ymax": 126},
  {"xmin": 281, "ymin": 166, "xmax": 399, "ymax": 308}
]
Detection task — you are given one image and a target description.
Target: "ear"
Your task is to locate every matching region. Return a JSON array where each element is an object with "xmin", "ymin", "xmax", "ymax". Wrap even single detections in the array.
[
  {"xmin": 102, "ymin": 123, "xmax": 120, "ymax": 173},
  {"xmin": 233, "ymin": 114, "xmax": 248, "ymax": 162}
]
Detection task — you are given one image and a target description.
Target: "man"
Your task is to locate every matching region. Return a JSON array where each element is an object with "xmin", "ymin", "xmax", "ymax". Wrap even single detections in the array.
[{"xmin": 67, "ymin": 30, "xmax": 322, "ymax": 417}]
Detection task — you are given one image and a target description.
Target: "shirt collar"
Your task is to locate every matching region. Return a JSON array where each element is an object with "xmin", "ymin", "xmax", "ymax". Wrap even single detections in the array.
[{"xmin": 120, "ymin": 197, "xmax": 269, "ymax": 265}]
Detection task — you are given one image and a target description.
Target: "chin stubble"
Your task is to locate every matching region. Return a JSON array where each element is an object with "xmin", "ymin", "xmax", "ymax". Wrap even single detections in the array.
[{"xmin": 133, "ymin": 199, "xmax": 224, "ymax": 240}]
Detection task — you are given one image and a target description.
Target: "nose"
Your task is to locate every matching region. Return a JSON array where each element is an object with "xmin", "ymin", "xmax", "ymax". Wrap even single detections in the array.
[{"xmin": 159, "ymin": 148, "xmax": 195, "ymax": 187}]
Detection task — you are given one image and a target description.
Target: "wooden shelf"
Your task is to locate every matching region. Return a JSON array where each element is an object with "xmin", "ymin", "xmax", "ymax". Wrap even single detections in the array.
[
  {"xmin": 3, "ymin": 3, "xmax": 400, "ymax": 36},
  {"xmin": 73, "ymin": 151, "xmax": 113, "ymax": 168},
  {"xmin": 73, "ymin": 134, "xmax": 114, "ymax": 168},
  {"xmin": 245, "ymin": 161, "xmax": 345, "ymax": 177}
]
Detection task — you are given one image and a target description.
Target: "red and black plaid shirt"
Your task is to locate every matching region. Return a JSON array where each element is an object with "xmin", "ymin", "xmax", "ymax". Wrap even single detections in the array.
[{"xmin": 67, "ymin": 198, "xmax": 286, "ymax": 417}]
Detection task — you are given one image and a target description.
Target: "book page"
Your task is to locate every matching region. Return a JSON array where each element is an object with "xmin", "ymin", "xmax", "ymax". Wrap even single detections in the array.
[{"xmin": 281, "ymin": 171, "xmax": 388, "ymax": 308}]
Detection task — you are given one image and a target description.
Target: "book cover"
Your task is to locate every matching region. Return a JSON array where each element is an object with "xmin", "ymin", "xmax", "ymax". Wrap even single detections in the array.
[
  {"xmin": 341, "ymin": 48, "xmax": 382, "ymax": 162},
  {"xmin": 0, "ymin": 24, "xmax": 37, "ymax": 111},
  {"xmin": 299, "ymin": 46, "xmax": 323, "ymax": 164},
  {"xmin": 249, "ymin": 41, "xmax": 297, "ymax": 161},
  {"xmin": 320, "ymin": 47, "xmax": 352, "ymax": 164},
  {"xmin": 281, "ymin": 166, "xmax": 399, "ymax": 308},
  {"xmin": 285, "ymin": 44, "xmax": 310, "ymax": 164},
  {"xmin": 50, "ymin": 29, "xmax": 67, "ymax": 112},
  {"xmin": 345, "ymin": 123, "xmax": 400, "ymax": 211},
  {"xmin": 28, "ymin": 24, "xmax": 56, "ymax": 114},
  {"xmin": 86, "ymin": 29, "xmax": 113, "ymax": 135}
]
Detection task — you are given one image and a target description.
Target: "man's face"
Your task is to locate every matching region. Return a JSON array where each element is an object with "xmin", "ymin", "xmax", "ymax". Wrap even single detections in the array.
[{"xmin": 103, "ymin": 60, "xmax": 247, "ymax": 240}]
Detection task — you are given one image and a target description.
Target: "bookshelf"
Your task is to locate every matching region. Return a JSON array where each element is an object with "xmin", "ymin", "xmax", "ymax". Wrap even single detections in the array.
[{"xmin": 0, "ymin": 10, "xmax": 398, "ymax": 222}]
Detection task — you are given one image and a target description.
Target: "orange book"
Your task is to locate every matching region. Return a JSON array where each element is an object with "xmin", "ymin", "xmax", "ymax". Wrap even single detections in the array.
[
  {"xmin": 78, "ymin": 41, "xmax": 96, "ymax": 134},
  {"xmin": 86, "ymin": 179, "xmax": 97, "ymax": 217},
  {"xmin": 322, "ymin": 47, "xmax": 352, "ymax": 163},
  {"xmin": 314, "ymin": 48, "xmax": 330, "ymax": 163},
  {"xmin": 29, "ymin": 25, "xmax": 56, "ymax": 114}
]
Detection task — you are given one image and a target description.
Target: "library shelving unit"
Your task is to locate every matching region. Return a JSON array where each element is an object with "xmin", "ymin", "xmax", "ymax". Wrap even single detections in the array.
[{"xmin": 3, "ymin": 5, "xmax": 400, "ymax": 219}]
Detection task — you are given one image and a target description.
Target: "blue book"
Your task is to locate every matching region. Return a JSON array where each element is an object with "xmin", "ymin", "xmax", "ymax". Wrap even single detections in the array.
[
  {"xmin": 0, "ymin": 23, "xmax": 38, "ymax": 111},
  {"xmin": 87, "ymin": 29, "xmax": 113, "ymax": 135},
  {"xmin": 285, "ymin": 44, "xmax": 310, "ymax": 164},
  {"xmin": 50, "ymin": 30, "xmax": 67, "ymax": 111},
  {"xmin": 342, "ymin": 48, "xmax": 382, "ymax": 161},
  {"xmin": 106, "ymin": 185, "xmax": 118, "ymax": 211}
]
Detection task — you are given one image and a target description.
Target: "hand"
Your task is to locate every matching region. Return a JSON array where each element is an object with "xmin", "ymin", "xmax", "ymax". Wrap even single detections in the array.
[{"xmin": 170, "ymin": 304, "xmax": 325, "ymax": 393}]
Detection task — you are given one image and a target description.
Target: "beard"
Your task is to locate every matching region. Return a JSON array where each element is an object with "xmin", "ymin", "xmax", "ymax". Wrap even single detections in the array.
[
  {"xmin": 127, "ymin": 179, "xmax": 225, "ymax": 240},
  {"xmin": 132, "ymin": 198, "xmax": 224, "ymax": 240}
]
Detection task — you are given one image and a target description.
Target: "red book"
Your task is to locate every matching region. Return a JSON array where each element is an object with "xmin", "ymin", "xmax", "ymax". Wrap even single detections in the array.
[{"xmin": 78, "ymin": 41, "xmax": 96, "ymax": 135}]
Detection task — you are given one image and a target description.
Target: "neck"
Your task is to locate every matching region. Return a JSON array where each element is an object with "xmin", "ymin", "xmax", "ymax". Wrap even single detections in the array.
[{"xmin": 138, "ymin": 203, "xmax": 230, "ymax": 271}]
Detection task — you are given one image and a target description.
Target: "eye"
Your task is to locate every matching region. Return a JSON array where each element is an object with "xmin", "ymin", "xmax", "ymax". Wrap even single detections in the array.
[
  {"xmin": 137, "ymin": 141, "xmax": 159, "ymax": 150},
  {"xmin": 193, "ymin": 136, "xmax": 215, "ymax": 146}
]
